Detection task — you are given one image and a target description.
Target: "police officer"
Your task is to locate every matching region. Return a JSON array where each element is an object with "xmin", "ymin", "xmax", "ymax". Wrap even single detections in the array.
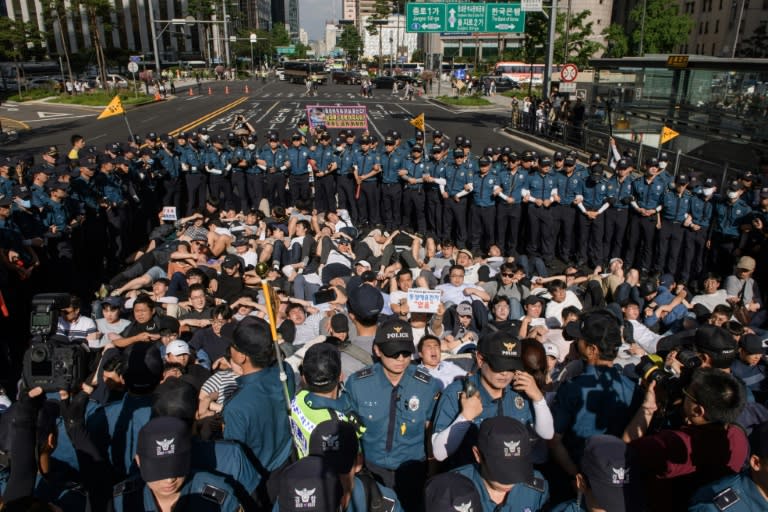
[
  {"xmin": 554, "ymin": 155, "xmax": 584, "ymax": 265},
  {"xmin": 711, "ymin": 180, "xmax": 752, "ymax": 275},
  {"xmin": 523, "ymin": 156, "xmax": 558, "ymax": 263},
  {"xmin": 658, "ymin": 174, "xmax": 693, "ymax": 276},
  {"xmin": 682, "ymin": 177, "xmax": 716, "ymax": 284},
  {"xmin": 112, "ymin": 417, "xmax": 244, "ymax": 511},
  {"xmin": 344, "ymin": 318, "xmax": 441, "ymax": 511},
  {"xmin": 627, "ymin": 157, "xmax": 666, "ymax": 272},
  {"xmin": 228, "ymin": 133, "xmax": 250, "ymax": 212},
  {"xmin": 379, "ymin": 136, "xmax": 404, "ymax": 231},
  {"xmin": 259, "ymin": 132, "xmax": 290, "ymax": 210},
  {"xmin": 156, "ymin": 135, "xmax": 181, "ymax": 210},
  {"xmin": 399, "ymin": 144, "xmax": 427, "ymax": 235},
  {"xmin": 431, "ymin": 331, "xmax": 550, "ymax": 467},
  {"xmin": 335, "ymin": 131, "xmax": 359, "ymax": 223},
  {"xmin": 603, "ymin": 158, "xmax": 635, "ymax": 261},
  {"xmin": 179, "ymin": 132, "xmax": 206, "ymax": 215},
  {"xmin": 468, "ymin": 156, "xmax": 498, "ymax": 253},
  {"xmin": 428, "ymin": 417, "xmax": 549, "ymax": 511},
  {"xmin": 29, "ymin": 167, "xmax": 50, "ymax": 210},
  {"xmin": 205, "ymin": 135, "xmax": 234, "ymax": 209},
  {"xmin": 352, "ymin": 135, "xmax": 381, "ymax": 227},
  {"xmin": 441, "ymin": 148, "xmax": 472, "ymax": 248},
  {"xmin": 285, "ymin": 132, "xmax": 312, "ymax": 206},
  {"xmin": 423, "ymin": 143, "xmax": 448, "ymax": 238},
  {"xmin": 576, "ymin": 164, "xmax": 610, "ymax": 268},
  {"xmin": 688, "ymin": 422, "xmax": 768, "ymax": 511},
  {"xmin": 494, "ymin": 153, "xmax": 527, "ymax": 258},
  {"xmin": 311, "ymin": 132, "xmax": 339, "ymax": 213}
]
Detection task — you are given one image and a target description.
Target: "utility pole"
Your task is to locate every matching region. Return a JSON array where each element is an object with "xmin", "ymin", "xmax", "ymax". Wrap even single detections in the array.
[
  {"xmin": 222, "ymin": 0, "xmax": 231, "ymax": 69},
  {"xmin": 543, "ymin": 0, "xmax": 557, "ymax": 99}
]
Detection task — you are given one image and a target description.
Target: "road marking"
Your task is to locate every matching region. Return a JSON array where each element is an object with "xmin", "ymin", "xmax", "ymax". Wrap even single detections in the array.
[
  {"xmin": 255, "ymin": 102, "xmax": 279, "ymax": 123},
  {"xmin": 37, "ymin": 111, "xmax": 71, "ymax": 119},
  {"xmin": 169, "ymin": 96, "xmax": 249, "ymax": 136},
  {"xmin": 0, "ymin": 117, "xmax": 30, "ymax": 130},
  {"xmin": 394, "ymin": 104, "xmax": 437, "ymax": 133},
  {"xmin": 363, "ymin": 102, "xmax": 384, "ymax": 140}
]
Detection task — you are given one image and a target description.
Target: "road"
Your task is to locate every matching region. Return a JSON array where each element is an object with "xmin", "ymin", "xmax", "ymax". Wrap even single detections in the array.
[{"xmin": 0, "ymin": 78, "xmax": 547, "ymax": 157}]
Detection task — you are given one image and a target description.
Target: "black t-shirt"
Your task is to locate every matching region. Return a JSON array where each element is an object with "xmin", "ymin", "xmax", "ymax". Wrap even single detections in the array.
[
  {"xmin": 120, "ymin": 313, "xmax": 180, "ymax": 337},
  {"xmin": 189, "ymin": 327, "xmax": 230, "ymax": 363}
]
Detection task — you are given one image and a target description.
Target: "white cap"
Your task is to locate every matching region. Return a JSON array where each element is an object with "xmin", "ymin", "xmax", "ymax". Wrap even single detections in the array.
[
  {"xmin": 166, "ymin": 339, "xmax": 190, "ymax": 356},
  {"xmin": 543, "ymin": 342, "xmax": 559, "ymax": 359},
  {"xmin": 355, "ymin": 260, "xmax": 372, "ymax": 269}
]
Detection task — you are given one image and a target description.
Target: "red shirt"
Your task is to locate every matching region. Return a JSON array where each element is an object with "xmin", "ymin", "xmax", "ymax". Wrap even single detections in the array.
[{"xmin": 629, "ymin": 423, "xmax": 749, "ymax": 510}]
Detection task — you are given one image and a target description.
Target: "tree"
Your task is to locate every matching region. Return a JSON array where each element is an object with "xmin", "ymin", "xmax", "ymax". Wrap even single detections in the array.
[
  {"xmin": 602, "ymin": 23, "xmax": 629, "ymax": 58},
  {"xmin": 271, "ymin": 23, "xmax": 291, "ymax": 48},
  {"xmin": 554, "ymin": 10, "xmax": 604, "ymax": 67},
  {"xmin": 629, "ymin": 0, "xmax": 693, "ymax": 54},
  {"xmin": 0, "ymin": 17, "xmax": 46, "ymax": 96},
  {"xmin": 291, "ymin": 43, "xmax": 310, "ymax": 60},
  {"xmin": 337, "ymin": 25, "xmax": 363, "ymax": 64},
  {"xmin": 365, "ymin": 0, "xmax": 393, "ymax": 36},
  {"xmin": 738, "ymin": 24, "xmax": 768, "ymax": 58},
  {"xmin": 72, "ymin": 0, "xmax": 113, "ymax": 88},
  {"xmin": 187, "ymin": 0, "xmax": 216, "ymax": 65}
]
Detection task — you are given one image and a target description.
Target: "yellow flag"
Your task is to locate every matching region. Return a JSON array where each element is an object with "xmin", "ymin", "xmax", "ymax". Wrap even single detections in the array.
[
  {"xmin": 660, "ymin": 126, "xmax": 679, "ymax": 144},
  {"xmin": 409, "ymin": 113, "xmax": 425, "ymax": 132},
  {"xmin": 97, "ymin": 95, "xmax": 125, "ymax": 120}
]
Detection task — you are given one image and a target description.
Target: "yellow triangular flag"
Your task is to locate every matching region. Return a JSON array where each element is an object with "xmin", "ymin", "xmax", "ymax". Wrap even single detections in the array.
[
  {"xmin": 97, "ymin": 95, "xmax": 125, "ymax": 120},
  {"xmin": 409, "ymin": 113, "xmax": 425, "ymax": 132},
  {"xmin": 660, "ymin": 126, "xmax": 679, "ymax": 144}
]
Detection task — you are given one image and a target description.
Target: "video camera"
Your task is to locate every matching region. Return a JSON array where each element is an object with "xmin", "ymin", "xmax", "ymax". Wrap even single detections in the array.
[
  {"xmin": 22, "ymin": 293, "xmax": 90, "ymax": 392},
  {"xmin": 636, "ymin": 350, "xmax": 702, "ymax": 412}
]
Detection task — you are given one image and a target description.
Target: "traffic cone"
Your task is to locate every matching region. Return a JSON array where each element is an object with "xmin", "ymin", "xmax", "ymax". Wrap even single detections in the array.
[
  {"xmin": 208, "ymin": 87, "xmax": 213, "ymax": 95},
  {"xmin": 244, "ymin": 84, "xmax": 249, "ymax": 94},
  {"xmin": 188, "ymin": 87, "xmax": 193, "ymax": 96},
  {"xmin": 154, "ymin": 91, "xmax": 162, "ymax": 101},
  {"xmin": 225, "ymin": 85, "xmax": 230, "ymax": 95}
]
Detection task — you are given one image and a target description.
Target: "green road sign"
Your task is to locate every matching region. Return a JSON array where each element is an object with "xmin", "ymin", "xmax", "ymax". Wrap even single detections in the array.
[
  {"xmin": 276, "ymin": 46, "xmax": 296, "ymax": 55},
  {"xmin": 405, "ymin": 2, "xmax": 525, "ymax": 33}
]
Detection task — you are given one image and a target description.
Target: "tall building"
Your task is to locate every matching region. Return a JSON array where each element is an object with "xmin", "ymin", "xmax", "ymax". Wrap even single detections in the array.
[
  {"xmin": 286, "ymin": 0, "xmax": 300, "ymax": 41},
  {"xmin": 239, "ymin": 0, "xmax": 272, "ymax": 32},
  {"xmin": 341, "ymin": 0, "xmax": 356, "ymax": 23},
  {"xmin": 325, "ymin": 21, "xmax": 339, "ymax": 54},
  {"xmin": 299, "ymin": 28, "xmax": 309, "ymax": 45},
  {"xmin": 558, "ymin": 0, "xmax": 613, "ymax": 55},
  {"xmin": 680, "ymin": 0, "xmax": 767, "ymax": 56}
]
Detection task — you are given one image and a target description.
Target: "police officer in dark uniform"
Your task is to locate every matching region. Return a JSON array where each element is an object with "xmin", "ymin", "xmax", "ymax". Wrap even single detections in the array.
[
  {"xmin": 603, "ymin": 158, "xmax": 635, "ymax": 261},
  {"xmin": 311, "ymin": 132, "xmax": 339, "ymax": 213},
  {"xmin": 495, "ymin": 153, "xmax": 527, "ymax": 258},
  {"xmin": 259, "ymin": 132, "xmax": 289, "ymax": 210},
  {"xmin": 399, "ymin": 144, "xmax": 427, "ymax": 235},
  {"xmin": 379, "ymin": 136, "xmax": 404, "ymax": 231},
  {"xmin": 228, "ymin": 133, "xmax": 249, "ymax": 212},
  {"xmin": 711, "ymin": 180, "xmax": 752, "ymax": 275},
  {"xmin": 682, "ymin": 177, "xmax": 716, "ymax": 284},
  {"xmin": 286, "ymin": 133, "xmax": 312, "ymax": 206},
  {"xmin": 576, "ymin": 164, "xmax": 610, "ymax": 268},
  {"xmin": 344, "ymin": 319, "xmax": 441, "ymax": 511},
  {"xmin": 554, "ymin": 155, "xmax": 584, "ymax": 265},
  {"xmin": 441, "ymin": 148, "xmax": 472, "ymax": 248},
  {"xmin": 524, "ymin": 156, "xmax": 558, "ymax": 263},
  {"xmin": 112, "ymin": 417, "xmax": 243, "ymax": 511},
  {"xmin": 658, "ymin": 174, "xmax": 693, "ymax": 277},
  {"xmin": 627, "ymin": 157, "xmax": 666, "ymax": 272},
  {"xmin": 156, "ymin": 135, "xmax": 181, "ymax": 210},
  {"xmin": 205, "ymin": 135, "xmax": 234, "ymax": 210},
  {"xmin": 353, "ymin": 135, "xmax": 381, "ymax": 227},
  {"xmin": 423, "ymin": 143, "xmax": 448, "ymax": 238},
  {"xmin": 179, "ymin": 132, "xmax": 206, "ymax": 215},
  {"xmin": 469, "ymin": 157, "xmax": 498, "ymax": 253},
  {"xmin": 335, "ymin": 131, "xmax": 359, "ymax": 222}
]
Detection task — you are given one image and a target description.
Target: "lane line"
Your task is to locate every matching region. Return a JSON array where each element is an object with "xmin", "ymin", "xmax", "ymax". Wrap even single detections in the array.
[
  {"xmin": 169, "ymin": 96, "xmax": 249, "ymax": 136},
  {"xmin": 255, "ymin": 101, "xmax": 279, "ymax": 123}
]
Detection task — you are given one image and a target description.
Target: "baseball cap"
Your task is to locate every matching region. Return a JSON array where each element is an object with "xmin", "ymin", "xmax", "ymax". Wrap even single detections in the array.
[
  {"xmin": 101, "ymin": 296, "xmax": 123, "ymax": 309},
  {"xmin": 645, "ymin": 157, "xmax": 659, "ymax": 167},
  {"xmin": 231, "ymin": 318, "xmax": 275, "ymax": 360},
  {"xmin": 425, "ymin": 472, "xmax": 481, "ymax": 512},
  {"xmin": 308, "ymin": 419, "xmax": 359, "ymax": 474},
  {"xmin": 616, "ymin": 158, "xmax": 630, "ymax": 170},
  {"xmin": 136, "ymin": 417, "xmax": 192, "ymax": 482},
  {"xmin": 411, "ymin": 144, "xmax": 423, "ymax": 153},
  {"xmin": 477, "ymin": 331, "xmax": 524, "ymax": 372},
  {"xmin": 539, "ymin": 157, "xmax": 552, "ymax": 167},
  {"xmin": 589, "ymin": 152, "xmax": 601, "ymax": 162},
  {"xmin": 453, "ymin": 148, "xmax": 465, "ymax": 158},
  {"xmin": 270, "ymin": 223, "xmax": 289, "ymax": 235},
  {"xmin": 347, "ymin": 284, "xmax": 383, "ymax": 320},
  {"xmin": 741, "ymin": 334, "xmax": 767, "ymax": 355},
  {"xmin": 121, "ymin": 343, "xmax": 164, "ymax": 394},
  {"xmin": 330, "ymin": 313, "xmax": 349, "ymax": 333},
  {"xmin": 359, "ymin": 135, "xmax": 372, "ymax": 144},
  {"xmin": 675, "ymin": 174, "xmax": 689, "ymax": 185},
  {"xmin": 694, "ymin": 325, "xmax": 737, "ymax": 356},
  {"xmin": 736, "ymin": 255, "xmax": 756, "ymax": 271},
  {"xmin": 301, "ymin": 343, "xmax": 342, "ymax": 389},
  {"xmin": 543, "ymin": 342, "xmax": 559, "ymax": 359},
  {"xmin": 580, "ymin": 435, "xmax": 641, "ymax": 512},
  {"xmin": 476, "ymin": 417, "xmax": 533, "ymax": 485},
  {"xmin": 166, "ymin": 339, "xmax": 190, "ymax": 356},
  {"xmin": 456, "ymin": 303, "xmax": 473, "ymax": 317},
  {"xmin": 563, "ymin": 310, "xmax": 622, "ymax": 354},
  {"xmin": 374, "ymin": 318, "xmax": 414, "ymax": 357},
  {"xmin": 44, "ymin": 146, "xmax": 59, "ymax": 157},
  {"xmin": 727, "ymin": 180, "xmax": 743, "ymax": 192},
  {"xmin": 478, "ymin": 157, "xmax": 491, "ymax": 167},
  {"xmin": 523, "ymin": 295, "xmax": 546, "ymax": 306},
  {"xmin": 277, "ymin": 456, "xmax": 342, "ymax": 511},
  {"xmin": 760, "ymin": 187, "xmax": 768, "ymax": 198},
  {"xmin": 222, "ymin": 254, "xmax": 243, "ymax": 269},
  {"xmin": 354, "ymin": 260, "xmax": 372, "ymax": 270}
]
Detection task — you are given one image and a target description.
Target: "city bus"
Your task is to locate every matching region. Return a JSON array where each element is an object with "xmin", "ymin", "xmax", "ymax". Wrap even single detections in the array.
[
  {"xmin": 398, "ymin": 62, "xmax": 424, "ymax": 76},
  {"xmin": 282, "ymin": 60, "xmax": 329, "ymax": 84},
  {"xmin": 494, "ymin": 61, "xmax": 546, "ymax": 85}
]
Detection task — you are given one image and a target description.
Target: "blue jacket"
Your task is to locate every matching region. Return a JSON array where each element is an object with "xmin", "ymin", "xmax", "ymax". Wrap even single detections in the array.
[
  {"xmin": 453, "ymin": 464, "xmax": 549, "ymax": 511},
  {"xmin": 689, "ymin": 472, "xmax": 768, "ymax": 511}
]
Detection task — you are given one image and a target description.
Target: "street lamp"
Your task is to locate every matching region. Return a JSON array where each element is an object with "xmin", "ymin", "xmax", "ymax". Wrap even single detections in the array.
[
  {"xmin": 371, "ymin": 19, "xmax": 388, "ymax": 77},
  {"xmin": 250, "ymin": 33, "xmax": 257, "ymax": 74},
  {"xmin": 389, "ymin": 37, "xmax": 394, "ymax": 74}
]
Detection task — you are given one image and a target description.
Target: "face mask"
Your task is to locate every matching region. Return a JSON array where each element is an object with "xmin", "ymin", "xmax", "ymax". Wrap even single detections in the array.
[
  {"xmin": 702, "ymin": 187, "xmax": 715, "ymax": 197},
  {"xmin": 659, "ymin": 161, "xmax": 668, "ymax": 170},
  {"xmin": 247, "ymin": 144, "xmax": 256, "ymax": 151},
  {"xmin": 727, "ymin": 191, "xmax": 739, "ymax": 200},
  {"xmin": 19, "ymin": 199, "xmax": 31, "ymax": 209},
  {"xmin": 200, "ymin": 134, "xmax": 210, "ymax": 142}
]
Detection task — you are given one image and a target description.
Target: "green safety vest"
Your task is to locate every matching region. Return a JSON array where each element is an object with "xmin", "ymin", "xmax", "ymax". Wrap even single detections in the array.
[{"xmin": 289, "ymin": 390, "xmax": 345, "ymax": 458}]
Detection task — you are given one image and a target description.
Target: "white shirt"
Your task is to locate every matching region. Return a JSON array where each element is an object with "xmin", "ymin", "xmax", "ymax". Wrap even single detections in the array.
[
  {"xmin": 629, "ymin": 319, "xmax": 662, "ymax": 354},
  {"xmin": 544, "ymin": 290, "xmax": 583, "ymax": 322},
  {"xmin": 418, "ymin": 361, "xmax": 467, "ymax": 390},
  {"xmin": 437, "ymin": 283, "xmax": 480, "ymax": 306},
  {"xmin": 690, "ymin": 289, "xmax": 729, "ymax": 313}
]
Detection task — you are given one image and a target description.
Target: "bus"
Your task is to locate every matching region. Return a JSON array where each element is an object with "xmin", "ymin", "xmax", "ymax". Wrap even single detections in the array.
[
  {"xmin": 494, "ymin": 61, "xmax": 546, "ymax": 85},
  {"xmin": 398, "ymin": 62, "xmax": 424, "ymax": 76},
  {"xmin": 282, "ymin": 60, "xmax": 329, "ymax": 84}
]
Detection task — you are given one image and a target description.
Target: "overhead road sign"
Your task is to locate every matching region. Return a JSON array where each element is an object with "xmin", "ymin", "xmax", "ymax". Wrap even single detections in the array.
[{"xmin": 406, "ymin": 3, "xmax": 526, "ymax": 33}]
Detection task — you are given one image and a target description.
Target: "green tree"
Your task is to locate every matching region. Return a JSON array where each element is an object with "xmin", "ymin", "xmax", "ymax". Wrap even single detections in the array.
[
  {"xmin": 271, "ymin": 23, "xmax": 291, "ymax": 47},
  {"xmin": 291, "ymin": 43, "xmax": 310, "ymax": 59},
  {"xmin": 602, "ymin": 23, "xmax": 630, "ymax": 58},
  {"xmin": 187, "ymin": 0, "xmax": 216, "ymax": 65},
  {"xmin": 365, "ymin": 0, "xmax": 392, "ymax": 36},
  {"xmin": 0, "ymin": 17, "xmax": 45, "ymax": 96},
  {"xmin": 554, "ymin": 10, "xmax": 603, "ymax": 67},
  {"xmin": 337, "ymin": 25, "xmax": 363, "ymax": 64},
  {"xmin": 629, "ymin": 0, "xmax": 693, "ymax": 54}
]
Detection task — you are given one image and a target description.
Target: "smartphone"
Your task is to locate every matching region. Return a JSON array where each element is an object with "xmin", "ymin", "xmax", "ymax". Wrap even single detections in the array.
[{"xmin": 313, "ymin": 288, "xmax": 337, "ymax": 305}]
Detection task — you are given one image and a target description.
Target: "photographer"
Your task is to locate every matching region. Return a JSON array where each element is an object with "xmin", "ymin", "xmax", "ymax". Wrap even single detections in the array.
[{"xmin": 623, "ymin": 368, "xmax": 748, "ymax": 510}]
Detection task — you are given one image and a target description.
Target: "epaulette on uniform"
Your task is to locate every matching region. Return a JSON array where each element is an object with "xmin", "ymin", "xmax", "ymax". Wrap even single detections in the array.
[
  {"xmin": 355, "ymin": 367, "xmax": 374, "ymax": 379},
  {"xmin": 525, "ymin": 476, "xmax": 546, "ymax": 493},
  {"xmin": 201, "ymin": 483, "xmax": 229, "ymax": 505},
  {"xmin": 713, "ymin": 487, "xmax": 740, "ymax": 511},
  {"xmin": 413, "ymin": 368, "xmax": 432, "ymax": 384}
]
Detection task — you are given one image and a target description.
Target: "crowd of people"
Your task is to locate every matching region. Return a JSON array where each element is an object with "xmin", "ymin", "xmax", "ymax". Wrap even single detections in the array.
[{"xmin": 0, "ymin": 118, "xmax": 767, "ymax": 511}]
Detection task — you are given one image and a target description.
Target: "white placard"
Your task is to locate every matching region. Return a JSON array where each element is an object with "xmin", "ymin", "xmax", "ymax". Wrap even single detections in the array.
[
  {"xmin": 161, "ymin": 206, "xmax": 177, "ymax": 221},
  {"xmin": 407, "ymin": 288, "xmax": 443, "ymax": 313},
  {"xmin": 521, "ymin": 0, "xmax": 543, "ymax": 12}
]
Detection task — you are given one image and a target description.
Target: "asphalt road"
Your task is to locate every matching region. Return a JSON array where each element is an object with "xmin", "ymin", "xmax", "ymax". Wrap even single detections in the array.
[{"xmin": 0, "ymin": 77, "xmax": 547, "ymax": 157}]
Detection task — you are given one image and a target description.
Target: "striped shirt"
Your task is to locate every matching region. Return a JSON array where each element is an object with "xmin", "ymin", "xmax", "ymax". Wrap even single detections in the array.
[{"xmin": 201, "ymin": 369, "xmax": 239, "ymax": 405}]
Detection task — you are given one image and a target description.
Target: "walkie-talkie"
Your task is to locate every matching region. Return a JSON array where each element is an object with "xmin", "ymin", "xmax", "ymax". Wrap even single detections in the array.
[{"xmin": 463, "ymin": 378, "xmax": 478, "ymax": 398}]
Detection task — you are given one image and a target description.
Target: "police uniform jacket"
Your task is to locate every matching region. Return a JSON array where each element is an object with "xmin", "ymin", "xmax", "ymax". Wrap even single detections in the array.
[
  {"xmin": 689, "ymin": 472, "xmax": 768, "ymax": 511},
  {"xmin": 581, "ymin": 178, "xmax": 609, "ymax": 211},
  {"xmin": 286, "ymin": 145, "xmax": 311, "ymax": 176},
  {"xmin": 471, "ymin": 170, "xmax": 498, "ymax": 207},
  {"xmin": 401, "ymin": 157, "xmax": 426, "ymax": 190},
  {"xmin": 607, "ymin": 175, "xmax": 635, "ymax": 209},
  {"xmin": 259, "ymin": 146, "xmax": 288, "ymax": 174},
  {"xmin": 453, "ymin": 463, "xmax": 549, "ymax": 511},
  {"xmin": 111, "ymin": 471, "xmax": 243, "ymax": 511},
  {"xmin": 311, "ymin": 144, "xmax": 339, "ymax": 175},
  {"xmin": 442, "ymin": 162, "xmax": 471, "ymax": 197},
  {"xmin": 631, "ymin": 176, "xmax": 665, "ymax": 210},
  {"xmin": 344, "ymin": 363, "xmax": 441, "ymax": 470},
  {"xmin": 222, "ymin": 364, "xmax": 295, "ymax": 473},
  {"xmin": 661, "ymin": 188, "xmax": 693, "ymax": 222},
  {"xmin": 498, "ymin": 168, "xmax": 527, "ymax": 204},
  {"xmin": 525, "ymin": 171, "xmax": 558, "ymax": 201},
  {"xmin": 354, "ymin": 150, "xmax": 380, "ymax": 182},
  {"xmin": 557, "ymin": 172, "xmax": 584, "ymax": 206},
  {"xmin": 379, "ymin": 150, "xmax": 404, "ymax": 185},
  {"xmin": 713, "ymin": 198, "xmax": 752, "ymax": 237}
]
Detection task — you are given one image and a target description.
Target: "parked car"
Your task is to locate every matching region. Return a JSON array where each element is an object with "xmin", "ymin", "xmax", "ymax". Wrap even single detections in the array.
[
  {"xmin": 331, "ymin": 70, "xmax": 363, "ymax": 85},
  {"xmin": 371, "ymin": 74, "xmax": 421, "ymax": 90},
  {"xmin": 481, "ymin": 75, "xmax": 520, "ymax": 92}
]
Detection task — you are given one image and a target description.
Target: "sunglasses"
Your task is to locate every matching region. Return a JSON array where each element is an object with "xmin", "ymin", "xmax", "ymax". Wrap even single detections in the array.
[
  {"xmin": 385, "ymin": 351, "xmax": 412, "ymax": 360},
  {"xmin": 501, "ymin": 273, "xmax": 514, "ymax": 277}
]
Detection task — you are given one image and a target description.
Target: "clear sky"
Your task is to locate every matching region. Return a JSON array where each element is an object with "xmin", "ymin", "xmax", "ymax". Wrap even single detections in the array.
[{"xmin": 299, "ymin": 0, "xmax": 341, "ymax": 41}]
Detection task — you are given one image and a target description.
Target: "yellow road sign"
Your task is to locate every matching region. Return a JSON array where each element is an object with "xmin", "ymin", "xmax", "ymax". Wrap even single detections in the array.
[{"xmin": 660, "ymin": 126, "xmax": 679, "ymax": 144}]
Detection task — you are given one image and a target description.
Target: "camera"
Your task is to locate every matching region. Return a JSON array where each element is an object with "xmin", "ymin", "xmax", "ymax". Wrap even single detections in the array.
[
  {"xmin": 636, "ymin": 350, "xmax": 702, "ymax": 411},
  {"xmin": 22, "ymin": 293, "xmax": 90, "ymax": 392}
]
